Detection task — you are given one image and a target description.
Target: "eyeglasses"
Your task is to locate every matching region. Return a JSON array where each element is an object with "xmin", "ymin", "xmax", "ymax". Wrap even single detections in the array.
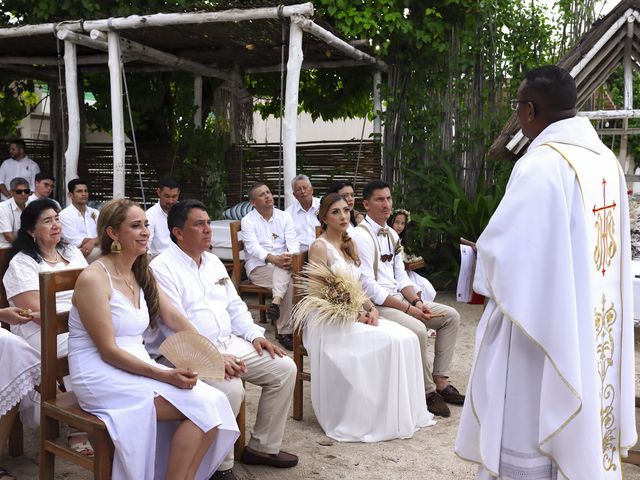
[
  {"xmin": 14, "ymin": 189, "xmax": 30, "ymax": 195},
  {"xmin": 380, "ymin": 253, "xmax": 394, "ymax": 262},
  {"xmin": 510, "ymin": 99, "xmax": 533, "ymax": 111}
]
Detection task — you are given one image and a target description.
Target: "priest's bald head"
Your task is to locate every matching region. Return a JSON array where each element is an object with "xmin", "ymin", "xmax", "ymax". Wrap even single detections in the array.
[{"xmin": 515, "ymin": 65, "xmax": 577, "ymax": 140}]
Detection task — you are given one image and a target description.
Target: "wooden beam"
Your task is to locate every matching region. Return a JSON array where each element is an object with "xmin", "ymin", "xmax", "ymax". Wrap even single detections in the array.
[
  {"xmin": 596, "ymin": 127, "xmax": 640, "ymax": 134},
  {"xmin": 0, "ymin": 55, "xmax": 110, "ymax": 66},
  {"xmin": 57, "ymin": 29, "xmax": 108, "ymax": 52},
  {"xmin": 578, "ymin": 109, "xmax": 640, "ymax": 119},
  {"xmin": 574, "ymin": 29, "xmax": 626, "ymax": 86},
  {"xmin": 0, "ymin": 4, "xmax": 315, "ymax": 38},
  {"xmin": 576, "ymin": 45, "xmax": 624, "ymax": 105},
  {"xmin": 0, "ymin": 64, "xmax": 58, "ymax": 81},
  {"xmin": 290, "ymin": 15, "xmax": 388, "ymax": 73},
  {"xmin": 245, "ymin": 58, "xmax": 376, "ymax": 73}
]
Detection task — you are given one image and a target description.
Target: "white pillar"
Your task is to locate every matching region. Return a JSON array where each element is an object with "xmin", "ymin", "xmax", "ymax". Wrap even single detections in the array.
[
  {"xmin": 108, "ymin": 31, "xmax": 126, "ymax": 198},
  {"xmin": 282, "ymin": 20, "xmax": 303, "ymax": 209},
  {"xmin": 194, "ymin": 75, "xmax": 203, "ymax": 128},
  {"xmin": 373, "ymin": 70, "xmax": 382, "ymax": 137},
  {"xmin": 63, "ymin": 40, "xmax": 80, "ymax": 204},
  {"xmin": 621, "ymin": 17, "xmax": 634, "ymax": 173}
]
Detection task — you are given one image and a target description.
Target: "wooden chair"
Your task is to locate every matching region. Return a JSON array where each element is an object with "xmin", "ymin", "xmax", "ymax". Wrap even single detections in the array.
[
  {"xmin": 229, "ymin": 221, "xmax": 271, "ymax": 324},
  {"xmin": 39, "ymin": 268, "xmax": 114, "ymax": 479},
  {"xmin": 0, "ymin": 248, "xmax": 24, "ymax": 457},
  {"xmin": 292, "ymin": 251, "xmax": 309, "ymax": 420}
]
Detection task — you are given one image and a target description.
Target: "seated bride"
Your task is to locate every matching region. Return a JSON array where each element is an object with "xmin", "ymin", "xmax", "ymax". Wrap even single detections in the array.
[{"xmin": 293, "ymin": 193, "xmax": 435, "ymax": 442}]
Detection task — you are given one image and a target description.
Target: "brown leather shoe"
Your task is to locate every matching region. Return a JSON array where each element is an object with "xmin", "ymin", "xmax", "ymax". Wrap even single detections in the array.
[
  {"xmin": 240, "ymin": 448, "xmax": 298, "ymax": 468},
  {"xmin": 437, "ymin": 384, "xmax": 465, "ymax": 405},
  {"xmin": 267, "ymin": 303, "xmax": 280, "ymax": 322},
  {"xmin": 276, "ymin": 334, "xmax": 294, "ymax": 351},
  {"xmin": 209, "ymin": 469, "xmax": 237, "ymax": 480},
  {"xmin": 426, "ymin": 391, "xmax": 451, "ymax": 417}
]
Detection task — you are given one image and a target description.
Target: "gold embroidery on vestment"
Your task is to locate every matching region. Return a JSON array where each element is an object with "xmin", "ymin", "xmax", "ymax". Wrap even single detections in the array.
[{"xmin": 593, "ymin": 178, "xmax": 617, "ymax": 276}]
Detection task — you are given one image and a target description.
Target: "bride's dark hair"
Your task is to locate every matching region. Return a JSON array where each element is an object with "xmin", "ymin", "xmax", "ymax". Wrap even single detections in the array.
[{"xmin": 318, "ymin": 193, "xmax": 361, "ymax": 266}]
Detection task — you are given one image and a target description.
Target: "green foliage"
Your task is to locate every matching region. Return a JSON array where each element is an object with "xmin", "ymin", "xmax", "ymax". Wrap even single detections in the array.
[{"xmin": 0, "ymin": 80, "xmax": 38, "ymax": 137}]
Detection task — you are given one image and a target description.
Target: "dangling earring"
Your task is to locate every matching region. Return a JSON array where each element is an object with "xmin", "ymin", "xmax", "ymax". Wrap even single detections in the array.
[{"xmin": 110, "ymin": 240, "xmax": 122, "ymax": 254}]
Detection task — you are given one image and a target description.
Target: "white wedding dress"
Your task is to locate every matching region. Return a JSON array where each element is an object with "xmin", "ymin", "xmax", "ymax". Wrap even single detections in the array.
[
  {"xmin": 302, "ymin": 238, "xmax": 435, "ymax": 442},
  {"xmin": 68, "ymin": 262, "xmax": 239, "ymax": 480}
]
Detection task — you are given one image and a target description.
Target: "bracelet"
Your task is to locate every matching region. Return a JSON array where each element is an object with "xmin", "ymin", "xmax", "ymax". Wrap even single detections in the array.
[
  {"xmin": 411, "ymin": 298, "xmax": 422, "ymax": 307},
  {"xmin": 404, "ymin": 302, "xmax": 411, "ymax": 314}
]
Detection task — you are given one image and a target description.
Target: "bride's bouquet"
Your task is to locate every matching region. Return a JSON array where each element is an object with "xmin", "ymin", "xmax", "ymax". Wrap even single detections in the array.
[{"xmin": 292, "ymin": 261, "xmax": 369, "ymax": 330}]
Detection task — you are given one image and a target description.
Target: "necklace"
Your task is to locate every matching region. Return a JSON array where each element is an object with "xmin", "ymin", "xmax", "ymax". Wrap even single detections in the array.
[
  {"xmin": 113, "ymin": 261, "xmax": 137, "ymax": 297},
  {"xmin": 41, "ymin": 251, "xmax": 60, "ymax": 264}
]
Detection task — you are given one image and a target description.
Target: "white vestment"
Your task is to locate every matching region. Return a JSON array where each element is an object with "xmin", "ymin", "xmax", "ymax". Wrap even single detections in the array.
[{"xmin": 456, "ymin": 117, "xmax": 636, "ymax": 479}]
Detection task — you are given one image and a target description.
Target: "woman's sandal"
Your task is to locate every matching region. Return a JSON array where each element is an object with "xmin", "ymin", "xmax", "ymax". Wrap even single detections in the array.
[
  {"xmin": 0, "ymin": 466, "xmax": 15, "ymax": 480},
  {"xmin": 67, "ymin": 431, "xmax": 94, "ymax": 457}
]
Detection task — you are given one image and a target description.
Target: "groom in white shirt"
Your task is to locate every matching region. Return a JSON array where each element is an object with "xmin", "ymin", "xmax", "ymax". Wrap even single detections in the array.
[
  {"xmin": 150, "ymin": 199, "xmax": 298, "ymax": 479},
  {"xmin": 352, "ymin": 180, "xmax": 465, "ymax": 418}
]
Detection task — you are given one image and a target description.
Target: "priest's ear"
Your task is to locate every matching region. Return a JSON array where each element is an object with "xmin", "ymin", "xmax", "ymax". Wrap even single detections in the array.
[{"xmin": 526, "ymin": 101, "xmax": 536, "ymax": 121}]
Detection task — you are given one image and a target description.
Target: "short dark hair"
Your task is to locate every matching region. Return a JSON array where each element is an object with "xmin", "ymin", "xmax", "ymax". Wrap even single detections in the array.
[
  {"xmin": 168, "ymin": 199, "xmax": 208, "ymax": 243},
  {"xmin": 327, "ymin": 179, "xmax": 355, "ymax": 195},
  {"xmin": 362, "ymin": 180, "xmax": 390, "ymax": 201},
  {"xmin": 248, "ymin": 182, "xmax": 268, "ymax": 201},
  {"xmin": 10, "ymin": 177, "xmax": 29, "ymax": 191},
  {"xmin": 523, "ymin": 65, "xmax": 576, "ymax": 113},
  {"xmin": 10, "ymin": 198, "xmax": 64, "ymax": 263},
  {"xmin": 68, "ymin": 178, "xmax": 88, "ymax": 194},
  {"xmin": 35, "ymin": 172, "xmax": 55, "ymax": 182},
  {"xmin": 10, "ymin": 139, "xmax": 26, "ymax": 151},
  {"xmin": 158, "ymin": 175, "xmax": 179, "ymax": 190}
]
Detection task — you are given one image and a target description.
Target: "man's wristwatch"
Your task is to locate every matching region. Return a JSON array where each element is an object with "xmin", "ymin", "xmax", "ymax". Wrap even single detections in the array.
[{"xmin": 411, "ymin": 298, "xmax": 422, "ymax": 307}]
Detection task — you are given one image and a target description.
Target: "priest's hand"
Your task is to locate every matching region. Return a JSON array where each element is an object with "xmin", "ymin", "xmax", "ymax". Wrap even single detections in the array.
[
  {"xmin": 223, "ymin": 353, "xmax": 247, "ymax": 379},
  {"xmin": 253, "ymin": 337, "xmax": 286, "ymax": 358}
]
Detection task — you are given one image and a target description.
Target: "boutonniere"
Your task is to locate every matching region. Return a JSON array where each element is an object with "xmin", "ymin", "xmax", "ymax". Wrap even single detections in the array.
[
  {"xmin": 216, "ymin": 277, "xmax": 230, "ymax": 286},
  {"xmin": 272, "ymin": 232, "xmax": 279, "ymax": 240},
  {"xmin": 393, "ymin": 243, "xmax": 404, "ymax": 256},
  {"xmin": 91, "ymin": 211, "xmax": 97, "ymax": 221}
]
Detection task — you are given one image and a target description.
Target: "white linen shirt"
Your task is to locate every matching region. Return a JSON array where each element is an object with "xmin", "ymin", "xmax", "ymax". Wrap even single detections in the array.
[
  {"xmin": 240, "ymin": 208, "xmax": 299, "ymax": 276},
  {"xmin": 285, "ymin": 197, "xmax": 320, "ymax": 251},
  {"xmin": 59, "ymin": 204, "xmax": 99, "ymax": 247},
  {"xmin": 0, "ymin": 156, "xmax": 40, "ymax": 201},
  {"xmin": 27, "ymin": 194, "xmax": 60, "ymax": 209},
  {"xmin": 150, "ymin": 243, "xmax": 265, "ymax": 350},
  {"xmin": 0, "ymin": 198, "xmax": 22, "ymax": 247},
  {"xmin": 145, "ymin": 202, "xmax": 171, "ymax": 257},
  {"xmin": 351, "ymin": 215, "xmax": 413, "ymax": 305}
]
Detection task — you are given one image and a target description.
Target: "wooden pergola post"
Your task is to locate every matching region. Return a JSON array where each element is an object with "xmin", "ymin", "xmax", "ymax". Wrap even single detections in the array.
[
  {"xmin": 63, "ymin": 40, "xmax": 80, "ymax": 198},
  {"xmin": 194, "ymin": 75, "xmax": 203, "ymax": 128},
  {"xmin": 108, "ymin": 31, "xmax": 126, "ymax": 198},
  {"xmin": 620, "ymin": 16, "xmax": 634, "ymax": 174}
]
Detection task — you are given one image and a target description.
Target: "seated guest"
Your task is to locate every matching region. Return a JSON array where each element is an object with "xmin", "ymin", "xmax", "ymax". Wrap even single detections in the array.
[
  {"xmin": 241, "ymin": 182, "xmax": 299, "ymax": 350},
  {"xmin": 388, "ymin": 209, "xmax": 436, "ymax": 302},
  {"xmin": 296, "ymin": 193, "xmax": 435, "ymax": 441},
  {"xmin": 146, "ymin": 176, "xmax": 180, "ymax": 257},
  {"xmin": 68, "ymin": 198, "xmax": 238, "ymax": 479},
  {"xmin": 0, "ymin": 177, "xmax": 30, "ymax": 248},
  {"xmin": 59, "ymin": 178, "xmax": 100, "ymax": 261},
  {"xmin": 0, "ymin": 309, "xmax": 41, "ymax": 480},
  {"xmin": 285, "ymin": 174, "xmax": 320, "ymax": 251},
  {"xmin": 0, "ymin": 140, "xmax": 39, "ymax": 201},
  {"xmin": 352, "ymin": 181, "xmax": 464, "ymax": 418},
  {"xmin": 150, "ymin": 199, "xmax": 298, "ymax": 479},
  {"xmin": 327, "ymin": 180, "xmax": 364, "ymax": 233},
  {"xmin": 28, "ymin": 172, "xmax": 60, "ymax": 209},
  {"xmin": 3, "ymin": 198, "xmax": 91, "ymax": 454}
]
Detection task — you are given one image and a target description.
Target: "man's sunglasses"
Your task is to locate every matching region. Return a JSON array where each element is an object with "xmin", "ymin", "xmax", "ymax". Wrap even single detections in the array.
[{"xmin": 14, "ymin": 189, "xmax": 30, "ymax": 195}]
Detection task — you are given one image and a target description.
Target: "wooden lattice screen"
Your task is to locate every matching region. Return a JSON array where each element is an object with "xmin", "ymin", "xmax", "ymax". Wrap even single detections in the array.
[
  {"xmin": 226, "ymin": 140, "xmax": 382, "ymax": 207},
  {"xmin": 0, "ymin": 138, "xmax": 54, "ymax": 177}
]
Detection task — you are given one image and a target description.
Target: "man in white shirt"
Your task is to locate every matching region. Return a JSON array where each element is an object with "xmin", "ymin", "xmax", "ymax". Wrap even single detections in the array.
[
  {"xmin": 145, "ymin": 176, "xmax": 180, "ymax": 257},
  {"xmin": 241, "ymin": 182, "xmax": 300, "ymax": 350},
  {"xmin": 59, "ymin": 178, "xmax": 100, "ymax": 261},
  {"xmin": 0, "ymin": 140, "xmax": 40, "ymax": 201},
  {"xmin": 0, "ymin": 177, "xmax": 30, "ymax": 247},
  {"xmin": 27, "ymin": 172, "xmax": 60, "ymax": 209},
  {"xmin": 352, "ymin": 180, "xmax": 464, "ymax": 418},
  {"xmin": 285, "ymin": 174, "xmax": 320, "ymax": 251},
  {"xmin": 150, "ymin": 199, "xmax": 298, "ymax": 479}
]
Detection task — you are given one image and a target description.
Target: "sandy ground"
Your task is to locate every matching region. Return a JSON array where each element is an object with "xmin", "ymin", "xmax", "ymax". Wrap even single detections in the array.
[{"xmin": 4, "ymin": 292, "xmax": 640, "ymax": 479}]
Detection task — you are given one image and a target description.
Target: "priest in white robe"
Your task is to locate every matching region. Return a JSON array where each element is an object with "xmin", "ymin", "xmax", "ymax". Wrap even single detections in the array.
[{"xmin": 456, "ymin": 65, "xmax": 636, "ymax": 479}]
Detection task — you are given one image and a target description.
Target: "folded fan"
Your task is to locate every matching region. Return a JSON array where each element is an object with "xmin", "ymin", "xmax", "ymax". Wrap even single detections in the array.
[{"xmin": 159, "ymin": 331, "xmax": 225, "ymax": 382}]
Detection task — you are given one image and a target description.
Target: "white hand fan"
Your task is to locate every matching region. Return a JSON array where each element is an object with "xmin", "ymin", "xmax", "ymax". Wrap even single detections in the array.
[{"xmin": 159, "ymin": 331, "xmax": 225, "ymax": 382}]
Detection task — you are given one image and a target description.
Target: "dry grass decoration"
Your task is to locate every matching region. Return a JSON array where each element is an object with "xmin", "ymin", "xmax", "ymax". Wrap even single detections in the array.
[
  {"xmin": 292, "ymin": 261, "xmax": 368, "ymax": 330},
  {"xmin": 159, "ymin": 331, "xmax": 225, "ymax": 381}
]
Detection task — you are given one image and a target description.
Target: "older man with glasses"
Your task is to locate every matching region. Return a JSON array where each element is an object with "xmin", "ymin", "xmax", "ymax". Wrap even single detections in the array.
[
  {"xmin": 0, "ymin": 177, "xmax": 31, "ymax": 247},
  {"xmin": 351, "ymin": 180, "xmax": 464, "ymax": 418}
]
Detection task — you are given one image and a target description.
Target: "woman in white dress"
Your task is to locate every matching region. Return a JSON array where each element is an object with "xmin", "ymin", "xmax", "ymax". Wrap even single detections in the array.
[
  {"xmin": 300, "ymin": 193, "xmax": 435, "ymax": 442},
  {"xmin": 68, "ymin": 198, "xmax": 238, "ymax": 480},
  {"xmin": 2, "ymin": 198, "xmax": 91, "ymax": 452},
  {"xmin": 0, "ymin": 308, "xmax": 41, "ymax": 480}
]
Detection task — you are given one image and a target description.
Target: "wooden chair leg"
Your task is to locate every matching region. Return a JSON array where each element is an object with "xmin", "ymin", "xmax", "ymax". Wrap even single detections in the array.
[
  {"xmin": 234, "ymin": 399, "xmax": 246, "ymax": 459},
  {"xmin": 39, "ymin": 417, "xmax": 57, "ymax": 480},
  {"xmin": 93, "ymin": 431, "xmax": 113, "ymax": 480},
  {"xmin": 293, "ymin": 376, "xmax": 303, "ymax": 421},
  {"xmin": 258, "ymin": 293, "xmax": 267, "ymax": 323},
  {"xmin": 8, "ymin": 410, "xmax": 23, "ymax": 457}
]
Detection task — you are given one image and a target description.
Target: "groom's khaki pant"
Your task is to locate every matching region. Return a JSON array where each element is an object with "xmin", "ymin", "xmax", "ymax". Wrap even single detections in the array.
[
  {"xmin": 248, "ymin": 264, "xmax": 294, "ymax": 335},
  {"xmin": 378, "ymin": 294, "xmax": 460, "ymax": 394},
  {"xmin": 206, "ymin": 335, "xmax": 296, "ymax": 470}
]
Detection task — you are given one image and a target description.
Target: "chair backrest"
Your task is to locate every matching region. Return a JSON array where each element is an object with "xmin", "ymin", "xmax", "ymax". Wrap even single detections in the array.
[
  {"xmin": 229, "ymin": 221, "xmax": 244, "ymax": 286},
  {"xmin": 0, "ymin": 248, "xmax": 12, "ymax": 330},
  {"xmin": 291, "ymin": 251, "xmax": 308, "ymax": 306},
  {"xmin": 39, "ymin": 268, "xmax": 84, "ymax": 403}
]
